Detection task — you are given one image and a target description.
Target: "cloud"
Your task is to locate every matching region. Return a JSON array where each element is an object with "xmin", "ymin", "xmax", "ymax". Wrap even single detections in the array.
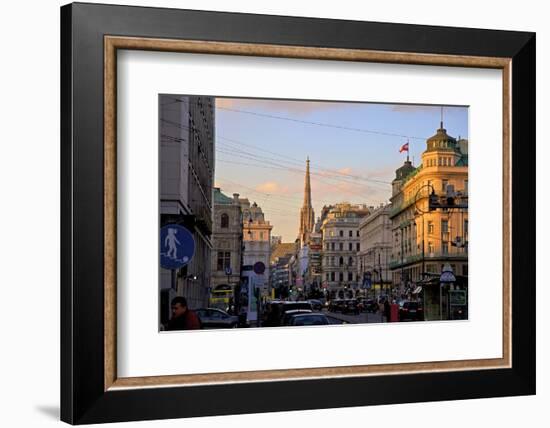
[
  {"xmin": 337, "ymin": 167, "xmax": 353, "ymax": 175},
  {"xmin": 216, "ymin": 97, "xmax": 347, "ymax": 116},
  {"xmin": 255, "ymin": 181, "xmax": 290, "ymax": 194}
]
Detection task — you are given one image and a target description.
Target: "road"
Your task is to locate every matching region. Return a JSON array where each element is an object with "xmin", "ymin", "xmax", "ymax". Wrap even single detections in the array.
[{"xmin": 322, "ymin": 309, "xmax": 386, "ymax": 324}]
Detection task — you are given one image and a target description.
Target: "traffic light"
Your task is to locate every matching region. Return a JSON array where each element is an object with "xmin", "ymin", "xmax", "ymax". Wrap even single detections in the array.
[{"xmin": 428, "ymin": 190, "xmax": 439, "ymax": 211}]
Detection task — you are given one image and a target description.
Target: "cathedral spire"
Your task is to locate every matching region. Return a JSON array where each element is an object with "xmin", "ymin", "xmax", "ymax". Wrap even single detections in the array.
[
  {"xmin": 299, "ymin": 156, "xmax": 315, "ymax": 244},
  {"xmin": 304, "ymin": 157, "xmax": 312, "ymax": 205}
]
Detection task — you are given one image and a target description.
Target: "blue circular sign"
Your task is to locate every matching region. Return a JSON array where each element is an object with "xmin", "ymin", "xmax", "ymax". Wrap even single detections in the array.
[
  {"xmin": 253, "ymin": 261, "xmax": 265, "ymax": 275},
  {"xmin": 160, "ymin": 224, "xmax": 195, "ymax": 270}
]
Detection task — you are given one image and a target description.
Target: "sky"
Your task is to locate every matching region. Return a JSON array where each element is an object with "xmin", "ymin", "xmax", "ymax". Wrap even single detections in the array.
[{"xmin": 214, "ymin": 97, "xmax": 468, "ymax": 242}]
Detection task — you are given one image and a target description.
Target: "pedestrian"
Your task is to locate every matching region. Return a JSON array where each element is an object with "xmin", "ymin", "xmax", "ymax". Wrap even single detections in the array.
[
  {"xmin": 165, "ymin": 296, "xmax": 201, "ymax": 331},
  {"xmin": 384, "ymin": 298, "xmax": 391, "ymax": 322}
]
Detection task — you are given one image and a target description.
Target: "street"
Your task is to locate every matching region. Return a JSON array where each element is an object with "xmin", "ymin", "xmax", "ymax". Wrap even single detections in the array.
[{"xmin": 322, "ymin": 309, "xmax": 386, "ymax": 324}]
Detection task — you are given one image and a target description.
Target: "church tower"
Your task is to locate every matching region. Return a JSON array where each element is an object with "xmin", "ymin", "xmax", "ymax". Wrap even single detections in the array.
[{"xmin": 299, "ymin": 157, "xmax": 315, "ymax": 244}]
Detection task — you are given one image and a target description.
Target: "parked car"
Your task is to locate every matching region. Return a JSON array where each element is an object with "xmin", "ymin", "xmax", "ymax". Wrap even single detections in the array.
[
  {"xmin": 363, "ymin": 298, "xmax": 379, "ymax": 313},
  {"xmin": 195, "ymin": 308, "xmax": 239, "ymax": 328},
  {"xmin": 276, "ymin": 301, "xmax": 313, "ymax": 326},
  {"xmin": 342, "ymin": 299, "xmax": 360, "ymax": 315},
  {"xmin": 281, "ymin": 309, "xmax": 313, "ymax": 326},
  {"xmin": 287, "ymin": 313, "xmax": 330, "ymax": 326},
  {"xmin": 307, "ymin": 299, "xmax": 323, "ymax": 311},
  {"xmin": 328, "ymin": 299, "xmax": 345, "ymax": 312},
  {"xmin": 398, "ymin": 301, "xmax": 424, "ymax": 321}
]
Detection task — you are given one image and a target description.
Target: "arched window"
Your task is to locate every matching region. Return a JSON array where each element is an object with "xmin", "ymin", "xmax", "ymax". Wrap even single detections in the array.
[{"xmin": 220, "ymin": 213, "xmax": 229, "ymax": 228}]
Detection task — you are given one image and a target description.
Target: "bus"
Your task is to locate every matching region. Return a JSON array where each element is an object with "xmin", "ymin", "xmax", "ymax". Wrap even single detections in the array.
[{"xmin": 209, "ymin": 285, "xmax": 233, "ymax": 312}]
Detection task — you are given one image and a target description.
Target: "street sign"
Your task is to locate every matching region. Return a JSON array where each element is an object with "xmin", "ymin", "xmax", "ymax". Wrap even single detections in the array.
[
  {"xmin": 160, "ymin": 224, "xmax": 195, "ymax": 270},
  {"xmin": 362, "ymin": 272, "xmax": 372, "ymax": 289},
  {"xmin": 449, "ymin": 290, "xmax": 467, "ymax": 305},
  {"xmin": 253, "ymin": 261, "xmax": 265, "ymax": 275},
  {"xmin": 440, "ymin": 263, "xmax": 456, "ymax": 283}
]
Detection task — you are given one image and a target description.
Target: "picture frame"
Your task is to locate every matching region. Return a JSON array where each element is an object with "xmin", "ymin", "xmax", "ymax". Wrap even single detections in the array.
[{"xmin": 60, "ymin": 2, "xmax": 535, "ymax": 424}]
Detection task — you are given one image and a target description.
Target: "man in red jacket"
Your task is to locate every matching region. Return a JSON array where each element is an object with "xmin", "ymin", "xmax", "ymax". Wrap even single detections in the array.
[{"xmin": 165, "ymin": 296, "xmax": 202, "ymax": 331}]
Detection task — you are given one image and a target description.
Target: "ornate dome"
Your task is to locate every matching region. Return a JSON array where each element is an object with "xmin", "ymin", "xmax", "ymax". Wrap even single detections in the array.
[
  {"xmin": 425, "ymin": 122, "xmax": 459, "ymax": 152},
  {"xmin": 394, "ymin": 159, "xmax": 415, "ymax": 181}
]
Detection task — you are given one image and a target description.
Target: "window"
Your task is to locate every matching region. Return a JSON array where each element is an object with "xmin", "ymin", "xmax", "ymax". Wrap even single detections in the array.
[
  {"xmin": 220, "ymin": 213, "xmax": 229, "ymax": 228},
  {"xmin": 428, "ymin": 221, "xmax": 434, "ymax": 234},
  {"xmin": 339, "ymin": 243, "xmax": 344, "ymax": 251},
  {"xmin": 441, "ymin": 220, "xmax": 449, "ymax": 234},
  {"xmin": 348, "ymin": 272, "xmax": 353, "ymax": 281},
  {"xmin": 462, "ymin": 265, "xmax": 468, "ymax": 276},
  {"xmin": 348, "ymin": 242, "xmax": 353, "ymax": 251},
  {"xmin": 356, "ymin": 242, "xmax": 360, "ymax": 251},
  {"xmin": 339, "ymin": 272, "xmax": 344, "ymax": 282},
  {"xmin": 326, "ymin": 273, "xmax": 330, "ymax": 281},
  {"xmin": 339, "ymin": 257, "xmax": 344, "ymax": 266},
  {"xmin": 339, "ymin": 230, "xmax": 344, "ymax": 237},
  {"xmin": 349, "ymin": 230, "xmax": 352, "ymax": 237},
  {"xmin": 331, "ymin": 242, "xmax": 335, "ymax": 251},
  {"xmin": 442, "ymin": 179, "xmax": 448, "ymax": 192},
  {"xmin": 348, "ymin": 256, "xmax": 353, "ymax": 266},
  {"xmin": 442, "ymin": 241, "xmax": 449, "ymax": 254},
  {"xmin": 217, "ymin": 251, "xmax": 231, "ymax": 271},
  {"xmin": 259, "ymin": 231, "xmax": 264, "ymax": 240},
  {"xmin": 331, "ymin": 272, "xmax": 335, "ymax": 281},
  {"xmin": 464, "ymin": 179, "xmax": 468, "ymax": 194},
  {"xmin": 428, "ymin": 242, "xmax": 434, "ymax": 254},
  {"xmin": 356, "ymin": 230, "xmax": 360, "ymax": 237},
  {"xmin": 464, "ymin": 219, "xmax": 469, "ymax": 235},
  {"xmin": 330, "ymin": 230, "xmax": 335, "ymax": 237}
]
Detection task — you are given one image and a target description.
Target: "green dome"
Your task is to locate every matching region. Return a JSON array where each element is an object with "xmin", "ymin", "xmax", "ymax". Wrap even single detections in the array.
[
  {"xmin": 425, "ymin": 122, "xmax": 459, "ymax": 152},
  {"xmin": 394, "ymin": 160, "xmax": 415, "ymax": 181}
]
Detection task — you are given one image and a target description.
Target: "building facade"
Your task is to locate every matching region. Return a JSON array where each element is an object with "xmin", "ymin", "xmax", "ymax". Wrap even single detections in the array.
[
  {"xmin": 389, "ymin": 122, "xmax": 468, "ymax": 296},
  {"xmin": 270, "ymin": 242, "xmax": 297, "ymax": 298},
  {"xmin": 240, "ymin": 199, "xmax": 273, "ymax": 292},
  {"xmin": 357, "ymin": 203, "xmax": 393, "ymax": 294},
  {"xmin": 210, "ymin": 188, "xmax": 243, "ymax": 293},
  {"xmin": 159, "ymin": 94, "xmax": 215, "ymax": 316},
  {"xmin": 320, "ymin": 203, "xmax": 371, "ymax": 295}
]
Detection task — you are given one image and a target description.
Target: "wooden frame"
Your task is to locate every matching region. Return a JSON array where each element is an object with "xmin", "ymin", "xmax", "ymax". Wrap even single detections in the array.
[{"xmin": 61, "ymin": 2, "xmax": 535, "ymax": 424}]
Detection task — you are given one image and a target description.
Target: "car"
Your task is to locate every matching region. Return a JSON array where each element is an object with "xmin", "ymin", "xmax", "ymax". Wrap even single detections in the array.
[
  {"xmin": 195, "ymin": 308, "xmax": 239, "ymax": 328},
  {"xmin": 342, "ymin": 299, "xmax": 360, "ymax": 315},
  {"xmin": 281, "ymin": 309, "xmax": 313, "ymax": 326},
  {"xmin": 307, "ymin": 299, "xmax": 323, "ymax": 311},
  {"xmin": 398, "ymin": 301, "xmax": 424, "ymax": 321},
  {"xmin": 328, "ymin": 299, "xmax": 348, "ymax": 312},
  {"xmin": 287, "ymin": 313, "xmax": 330, "ymax": 326},
  {"xmin": 279, "ymin": 301, "xmax": 312, "ymax": 321},
  {"xmin": 362, "ymin": 298, "xmax": 379, "ymax": 313}
]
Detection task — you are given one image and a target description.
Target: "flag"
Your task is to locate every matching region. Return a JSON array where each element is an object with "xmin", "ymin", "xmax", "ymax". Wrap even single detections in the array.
[{"xmin": 399, "ymin": 142, "xmax": 409, "ymax": 153}]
